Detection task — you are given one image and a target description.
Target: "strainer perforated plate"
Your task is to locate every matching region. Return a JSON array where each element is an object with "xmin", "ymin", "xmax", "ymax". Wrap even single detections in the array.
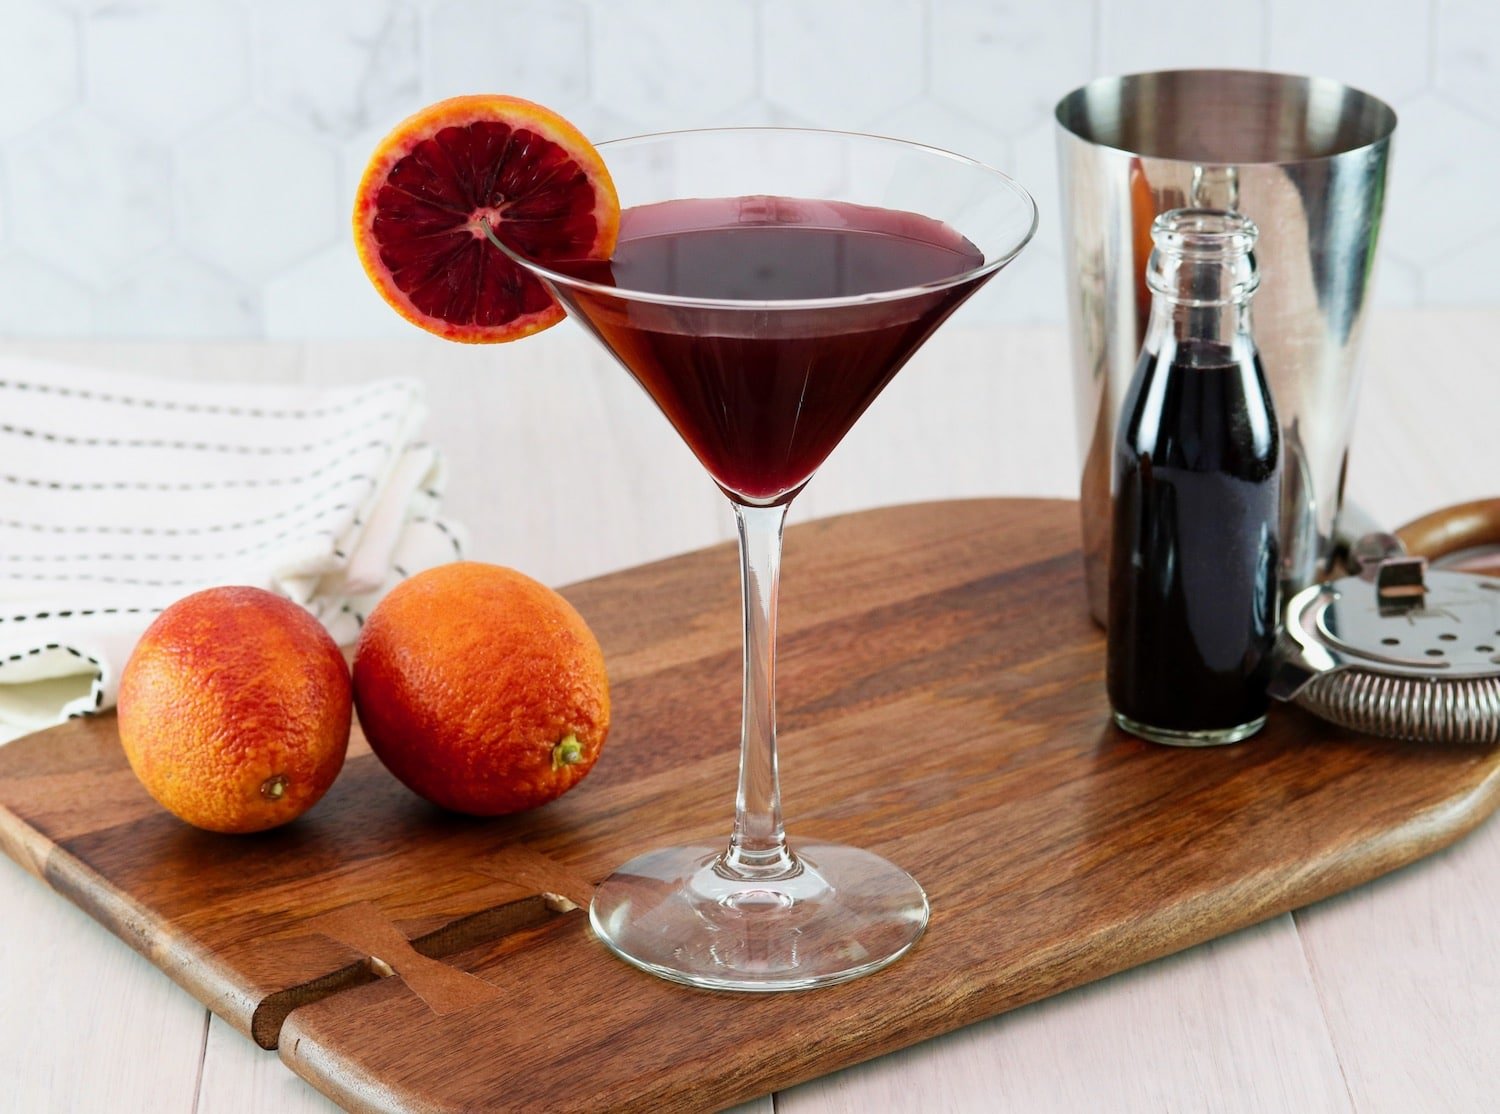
[{"xmin": 1271, "ymin": 568, "xmax": 1500, "ymax": 744}]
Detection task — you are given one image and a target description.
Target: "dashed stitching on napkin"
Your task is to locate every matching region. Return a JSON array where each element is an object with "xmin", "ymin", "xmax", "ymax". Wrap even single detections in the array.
[
  {"xmin": 2, "ymin": 469, "xmax": 375, "ymax": 539},
  {"xmin": 4, "ymin": 642, "xmax": 53, "ymax": 662},
  {"xmin": 1, "ymin": 643, "xmax": 99, "ymax": 667},
  {"xmin": 3, "ymin": 571, "xmax": 254, "ymax": 587},
  {"xmin": 1, "ymin": 607, "xmax": 164, "ymax": 626},
  {"xmin": 1, "ymin": 444, "xmax": 383, "ymax": 491},
  {"xmin": 415, "ymin": 517, "xmax": 464, "ymax": 558},
  {"xmin": 0, "ymin": 473, "xmax": 374, "ymax": 538},
  {"xmin": 0, "ymin": 409, "xmax": 404, "ymax": 454},
  {"xmin": 0, "ymin": 378, "xmax": 410, "ymax": 418},
  {"xmin": 0, "ymin": 521, "xmax": 339, "ymax": 566},
  {"xmin": 1, "ymin": 505, "xmax": 348, "ymax": 538},
  {"xmin": 0, "ymin": 644, "xmax": 106, "ymax": 716},
  {"xmin": 6, "ymin": 512, "xmax": 363, "ymax": 575}
]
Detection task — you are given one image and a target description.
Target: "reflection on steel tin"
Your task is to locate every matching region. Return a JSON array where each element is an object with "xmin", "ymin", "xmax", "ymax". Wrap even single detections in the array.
[{"xmin": 1056, "ymin": 69, "xmax": 1396, "ymax": 625}]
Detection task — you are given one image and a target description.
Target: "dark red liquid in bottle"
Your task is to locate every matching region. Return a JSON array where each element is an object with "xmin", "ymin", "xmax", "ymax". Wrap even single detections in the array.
[
  {"xmin": 548, "ymin": 196, "xmax": 987, "ymax": 504},
  {"xmin": 1107, "ymin": 338, "xmax": 1281, "ymax": 734}
]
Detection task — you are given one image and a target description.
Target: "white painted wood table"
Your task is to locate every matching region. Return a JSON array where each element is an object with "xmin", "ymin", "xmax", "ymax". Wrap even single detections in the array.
[{"xmin": 1, "ymin": 308, "xmax": 1496, "ymax": 1113}]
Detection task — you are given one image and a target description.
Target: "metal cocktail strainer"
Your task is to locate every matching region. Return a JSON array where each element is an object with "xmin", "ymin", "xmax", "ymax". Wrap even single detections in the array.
[{"xmin": 1270, "ymin": 499, "xmax": 1500, "ymax": 744}]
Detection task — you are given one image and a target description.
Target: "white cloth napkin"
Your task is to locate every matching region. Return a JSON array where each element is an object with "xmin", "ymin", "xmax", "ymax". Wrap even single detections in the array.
[{"xmin": 0, "ymin": 357, "xmax": 467, "ymax": 744}]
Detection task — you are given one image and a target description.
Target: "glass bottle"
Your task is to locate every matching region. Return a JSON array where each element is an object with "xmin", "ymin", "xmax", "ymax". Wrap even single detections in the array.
[{"xmin": 1107, "ymin": 209, "xmax": 1281, "ymax": 746}]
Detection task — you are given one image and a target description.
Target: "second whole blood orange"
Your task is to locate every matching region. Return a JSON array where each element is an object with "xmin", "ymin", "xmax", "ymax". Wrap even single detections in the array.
[{"xmin": 352, "ymin": 562, "xmax": 610, "ymax": 815}]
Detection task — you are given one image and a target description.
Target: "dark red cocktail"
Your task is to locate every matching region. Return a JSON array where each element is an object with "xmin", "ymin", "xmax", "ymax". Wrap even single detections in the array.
[{"xmin": 552, "ymin": 196, "xmax": 987, "ymax": 503}]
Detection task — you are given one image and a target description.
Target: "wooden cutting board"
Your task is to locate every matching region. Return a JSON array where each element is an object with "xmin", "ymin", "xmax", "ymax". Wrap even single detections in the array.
[{"xmin": 2, "ymin": 499, "xmax": 1497, "ymax": 1113}]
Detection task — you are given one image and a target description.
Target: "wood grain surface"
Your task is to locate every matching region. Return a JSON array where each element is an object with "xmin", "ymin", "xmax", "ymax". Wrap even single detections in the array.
[{"xmin": 2, "ymin": 498, "xmax": 1498, "ymax": 1112}]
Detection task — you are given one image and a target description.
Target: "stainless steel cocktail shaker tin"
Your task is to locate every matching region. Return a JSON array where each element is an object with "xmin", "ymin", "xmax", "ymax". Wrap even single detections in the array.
[{"xmin": 1055, "ymin": 69, "xmax": 1396, "ymax": 624}]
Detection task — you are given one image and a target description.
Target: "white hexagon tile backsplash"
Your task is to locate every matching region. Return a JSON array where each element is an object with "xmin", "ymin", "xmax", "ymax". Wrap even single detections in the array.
[
  {"xmin": 87, "ymin": 0, "xmax": 250, "ymax": 139},
  {"xmin": 760, "ymin": 0, "xmax": 927, "ymax": 128},
  {"xmin": 0, "ymin": 0, "xmax": 1496, "ymax": 339},
  {"xmin": 8, "ymin": 108, "xmax": 173, "ymax": 288}
]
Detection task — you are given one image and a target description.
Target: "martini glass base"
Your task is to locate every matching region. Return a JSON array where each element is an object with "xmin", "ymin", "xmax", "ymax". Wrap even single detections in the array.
[{"xmin": 589, "ymin": 842, "xmax": 929, "ymax": 992}]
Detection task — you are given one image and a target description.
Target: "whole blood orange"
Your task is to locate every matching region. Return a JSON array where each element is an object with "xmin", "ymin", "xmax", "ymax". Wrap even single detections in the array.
[
  {"xmin": 353, "ymin": 94, "xmax": 619, "ymax": 343},
  {"xmin": 352, "ymin": 563, "xmax": 610, "ymax": 815},
  {"xmin": 118, "ymin": 587, "xmax": 352, "ymax": 834}
]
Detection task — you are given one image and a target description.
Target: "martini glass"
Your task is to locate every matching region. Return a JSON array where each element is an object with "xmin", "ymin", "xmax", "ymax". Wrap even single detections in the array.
[{"xmin": 490, "ymin": 128, "xmax": 1035, "ymax": 991}]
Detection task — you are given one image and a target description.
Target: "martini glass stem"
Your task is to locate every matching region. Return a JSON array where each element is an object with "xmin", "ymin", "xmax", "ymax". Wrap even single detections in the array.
[{"xmin": 724, "ymin": 502, "xmax": 795, "ymax": 878}]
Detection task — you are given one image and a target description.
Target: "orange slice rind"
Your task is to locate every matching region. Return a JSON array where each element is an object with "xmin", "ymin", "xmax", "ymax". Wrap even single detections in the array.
[{"xmin": 353, "ymin": 95, "xmax": 619, "ymax": 344}]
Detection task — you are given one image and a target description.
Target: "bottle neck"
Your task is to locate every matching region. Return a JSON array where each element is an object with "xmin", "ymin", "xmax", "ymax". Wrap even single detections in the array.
[{"xmin": 1146, "ymin": 294, "xmax": 1254, "ymax": 353}]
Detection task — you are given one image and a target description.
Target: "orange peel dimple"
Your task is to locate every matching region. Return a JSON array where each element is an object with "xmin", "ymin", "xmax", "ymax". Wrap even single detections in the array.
[
  {"xmin": 551, "ymin": 735, "xmax": 584, "ymax": 770},
  {"xmin": 352, "ymin": 94, "xmax": 620, "ymax": 345}
]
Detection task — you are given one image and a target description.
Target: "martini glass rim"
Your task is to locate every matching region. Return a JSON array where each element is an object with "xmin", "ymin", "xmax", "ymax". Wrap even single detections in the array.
[{"xmin": 486, "ymin": 125, "xmax": 1039, "ymax": 312}]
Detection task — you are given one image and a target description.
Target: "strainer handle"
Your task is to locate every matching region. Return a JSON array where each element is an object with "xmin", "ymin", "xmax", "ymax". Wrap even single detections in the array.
[{"xmin": 1396, "ymin": 498, "xmax": 1500, "ymax": 577}]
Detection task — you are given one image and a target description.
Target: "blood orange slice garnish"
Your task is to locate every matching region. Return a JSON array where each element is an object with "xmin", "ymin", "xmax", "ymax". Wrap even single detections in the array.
[{"xmin": 353, "ymin": 95, "xmax": 619, "ymax": 343}]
